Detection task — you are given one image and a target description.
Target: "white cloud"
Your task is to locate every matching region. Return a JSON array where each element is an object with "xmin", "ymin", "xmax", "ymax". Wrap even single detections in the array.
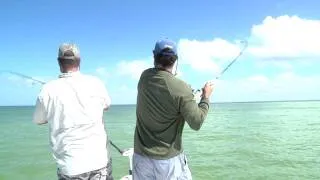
[
  {"xmin": 175, "ymin": 15, "xmax": 320, "ymax": 75},
  {"xmin": 95, "ymin": 67, "xmax": 110, "ymax": 80},
  {"xmin": 1, "ymin": 72, "xmax": 48, "ymax": 87},
  {"xmin": 96, "ymin": 67, "xmax": 109, "ymax": 76},
  {"xmin": 256, "ymin": 60, "xmax": 294, "ymax": 71},
  {"xmin": 7, "ymin": 75, "xmax": 34, "ymax": 87},
  {"xmin": 109, "ymin": 84, "xmax": 138, "ymax": 104},
  {"xmin": 116, "ymin": 60, "xmax": 152, "ymax": 80},
  {"xmin": 248, "ymin": 15, "xmax": 320, "ymax": 59},
  {"xmin": 177, "ymin": 38, "xmax": 242, "ymax": 74},
  {"xmin": 108, "ymin": 15, "xmax": 320, "ymax": 103},
  {"xmin": 214, "ymin": 73, "xmax": 320, "ymax": 102},
  {"xmin": 119, "ymin": 84, "xmax": 130, "ymax": 92}
]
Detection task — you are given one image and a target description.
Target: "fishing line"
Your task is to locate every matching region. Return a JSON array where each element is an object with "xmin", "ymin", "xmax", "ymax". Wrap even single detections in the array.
[{"xmin": 6, "ymin": 71, "xmax": 124, "ymax": 155}]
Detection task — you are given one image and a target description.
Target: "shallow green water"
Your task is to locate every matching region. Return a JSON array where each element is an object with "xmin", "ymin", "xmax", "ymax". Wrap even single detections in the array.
[{"xmin": 0, "ymin": 101, "xmax": 319, "ymax": 180}]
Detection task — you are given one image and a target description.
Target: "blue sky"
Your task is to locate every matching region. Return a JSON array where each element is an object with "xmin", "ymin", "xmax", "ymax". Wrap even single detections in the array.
[{"xmin": 0, "ymin": 0, "xmax": 319, "ymax": 105}]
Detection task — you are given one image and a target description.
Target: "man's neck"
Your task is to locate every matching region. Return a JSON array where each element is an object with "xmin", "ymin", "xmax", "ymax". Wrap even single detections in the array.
[{"xmin": 155, "ymin": 66, "xmax": 173, "ymax": 74}]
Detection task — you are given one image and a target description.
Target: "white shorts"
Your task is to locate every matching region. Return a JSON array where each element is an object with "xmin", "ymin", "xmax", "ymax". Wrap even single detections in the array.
[{"xmin": 132, "ymin": 152, "xmax": 192, "ymax": 180}]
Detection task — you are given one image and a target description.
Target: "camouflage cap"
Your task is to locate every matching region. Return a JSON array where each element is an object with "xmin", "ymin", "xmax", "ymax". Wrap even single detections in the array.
[{"xmin": 58, "ymin": 43, "xmax": 80, "ymax": 60}]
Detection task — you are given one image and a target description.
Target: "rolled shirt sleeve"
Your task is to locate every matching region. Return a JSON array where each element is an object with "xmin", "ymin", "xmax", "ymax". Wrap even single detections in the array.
[
  {"xmin": 33, "ymin": 97, "xmax": 48, "ymax": 125},
  {"xmin": 103, "ymin": 88, "xmax": 111, "ymax": 110},
  {"xmin": 98, "ymin": 81, "xmax": 111, "ymax": 110}
]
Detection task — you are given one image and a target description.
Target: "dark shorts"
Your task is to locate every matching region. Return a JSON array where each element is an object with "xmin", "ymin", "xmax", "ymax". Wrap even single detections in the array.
[{"xmin": 57, "ymin": 160, "xmax": 113, "ymax": 180}]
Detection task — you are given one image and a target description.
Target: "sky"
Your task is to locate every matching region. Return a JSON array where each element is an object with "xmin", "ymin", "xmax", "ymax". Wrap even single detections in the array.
[{"xmin": 0, "ymin": 0, "xmax": 319, "ymax": 105}]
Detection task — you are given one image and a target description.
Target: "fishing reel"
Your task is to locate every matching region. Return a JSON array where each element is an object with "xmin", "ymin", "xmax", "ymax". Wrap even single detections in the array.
[{"xmin": 192, "ymin": 88, "xmax": 203, "ymax": 103}]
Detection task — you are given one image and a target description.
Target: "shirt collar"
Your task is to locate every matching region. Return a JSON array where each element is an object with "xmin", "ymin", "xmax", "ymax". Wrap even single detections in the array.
[
  {"xmin": 59, "ymin": 71, "xmax": 81, "ymax": 78},
  {"xmin": 154, "ymin": 67, "xmax": 173, "ymax": 75}
]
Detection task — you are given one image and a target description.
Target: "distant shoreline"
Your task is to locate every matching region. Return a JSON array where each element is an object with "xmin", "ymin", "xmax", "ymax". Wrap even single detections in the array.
[
  {"xmin": 1, "ymin": 99, "xmax": 319, "ymax": 107},
  {"xmin": 213, "ymin": 99, "xmax": 320, "ymax": 104}
]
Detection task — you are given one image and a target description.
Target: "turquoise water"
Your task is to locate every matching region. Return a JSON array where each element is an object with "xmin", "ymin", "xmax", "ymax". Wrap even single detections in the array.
[{"xmin": 0, "ymin": 101, "xmax": 320, "ymax": 180}]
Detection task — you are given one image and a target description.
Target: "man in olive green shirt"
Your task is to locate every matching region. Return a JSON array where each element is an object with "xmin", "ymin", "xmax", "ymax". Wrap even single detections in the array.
[{"xmin": 133, "ymin": 39, "xmax": 214, "ymax": 180}]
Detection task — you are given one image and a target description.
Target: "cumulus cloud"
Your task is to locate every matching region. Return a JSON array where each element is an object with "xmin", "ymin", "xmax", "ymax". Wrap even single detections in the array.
[
  {"xmin": 116, "ymin": 60, "xmax": 152, "ymax": 80},
  {"xmin": 248, "ymin": 15, "xmax": 320, "ymax": 59},
  {"xmin": 255, "ymin": 60, "xmax": 294, "ymax": 71},
  {"xmin": 214, "ymin": 73, "xmax": 320, "ymax": 102},
  {"xmin": 175, "ymin": 15, "xmax": 320, "ymax": 74},
  {"xmin": 0, "ymin": 72, "xmax": 47, "ymax": 87},
  {"xmin": 111, "ymin": 15, "xmax": 320, "ymax": 103},
  {"xmin": 109, "ymin": 84, "xmax": 138, "ymax": 104},
  {"xmin": 177, "ymin": 38, "xmax": 242, "ymax": 74},
  {"xmin": 7, "ymin": 75, "xmax": 34, "ymax": 87},
  {"xmin": 95, "ymin": 67, "xmax": 110, "ymax": 80},
  {"xmin": 115, "ymin": 15, "xmax": 320, "ymax": 78}
]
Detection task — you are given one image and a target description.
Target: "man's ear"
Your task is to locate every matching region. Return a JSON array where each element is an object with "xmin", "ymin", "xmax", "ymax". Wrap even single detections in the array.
[
  {"xmin": 153, "ymin": 55, "xmax": 156, "ymax": 66},
  {"xmin": 57, "ymin": 58, "xmax": 62, "ymax": 66}
]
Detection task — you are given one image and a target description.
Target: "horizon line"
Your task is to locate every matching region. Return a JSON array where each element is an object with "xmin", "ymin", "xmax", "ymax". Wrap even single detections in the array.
[{"xmin": 1, "ymin": 99, "xmax": 319, "ymax": 107}]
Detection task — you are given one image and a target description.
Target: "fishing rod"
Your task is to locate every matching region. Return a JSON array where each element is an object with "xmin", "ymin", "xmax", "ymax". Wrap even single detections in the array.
[
  {"xmin": 193, "ymin": 40, "xmax": 248, "ymax": 93},
  {"xmin": 7, "ymin": 71, "xmax": 46, "ymax": 84},
  {"xmin": 110, "ymin": 140, "xmax": 124, "ymax": 154},
  {"xmin": 6, "ymin": 71, "xmax": 125, "ymax": 155}
]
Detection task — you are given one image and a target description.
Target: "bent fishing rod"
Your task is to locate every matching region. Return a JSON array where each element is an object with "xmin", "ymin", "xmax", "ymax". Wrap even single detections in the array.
[
  {"xmin": 193, "ymin": 40, "xmax": 248, "ymax": 93},
  {"xmin": 6, "ymin": 71, "xmax": 125, "ymax": 155}
]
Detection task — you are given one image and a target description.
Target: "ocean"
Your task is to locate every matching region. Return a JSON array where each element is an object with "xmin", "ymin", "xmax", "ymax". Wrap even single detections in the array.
[{"xmin": 0, "ymin": 101, "xmax": 319, "ymax": 180}]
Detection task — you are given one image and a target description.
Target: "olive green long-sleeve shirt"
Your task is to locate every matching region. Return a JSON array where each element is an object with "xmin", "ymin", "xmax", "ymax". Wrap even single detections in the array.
[{"xmin": 134, "ymin": 68, "xmax": 210, "ymax": 159}]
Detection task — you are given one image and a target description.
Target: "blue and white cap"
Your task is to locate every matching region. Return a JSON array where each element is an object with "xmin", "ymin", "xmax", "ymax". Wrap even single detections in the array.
[{"xmin": 153, "ymin": 39, "xmax": 178, "ymax": 56}]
